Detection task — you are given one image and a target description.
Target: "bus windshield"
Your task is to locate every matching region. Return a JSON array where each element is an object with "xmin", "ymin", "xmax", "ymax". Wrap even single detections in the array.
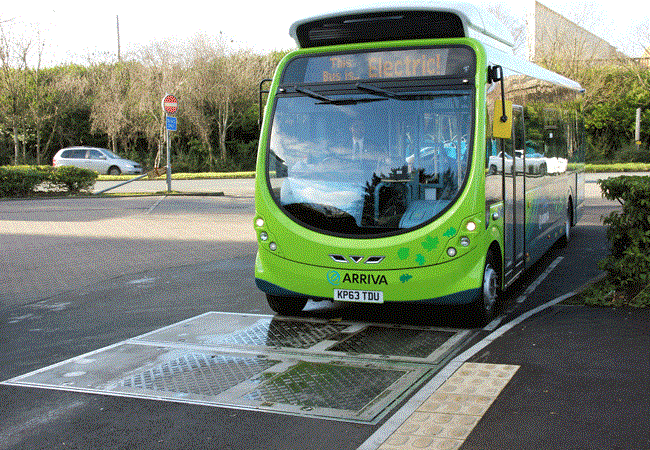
[{"xmin": 267, "ymin": 84, "xmax": 473, "ymax": 237}]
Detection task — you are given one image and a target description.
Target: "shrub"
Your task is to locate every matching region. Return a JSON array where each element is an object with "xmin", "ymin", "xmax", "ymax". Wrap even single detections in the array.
[
  {"xmin": 0, "ymin": 165, "xmax": 98, "ymax": 197},
  {"xmin": 49, "ymin": 166, "xmax": 98, "ymax": 194},
  {"xmin": 0, "ymin": 166, "xmax": 48, "ymax": 197},
  {"xmin": 598, "ymin": 176, "xmax": 650, "ymax": 290}
]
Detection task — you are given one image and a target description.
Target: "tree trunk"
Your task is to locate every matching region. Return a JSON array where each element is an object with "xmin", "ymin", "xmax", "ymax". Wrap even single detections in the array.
[
  {"xmin": 218, "ymin": 97, "xmax": 230, "ymax": 162},
  {"xmin": 13, "ymin": 124, "xmax": 20, "ymax": 166},
  {"xmin": 44, "ymin": 105, "xmax": 59, "ymax": 160},
  {"xmin": 36, "ymin": 129, "xmax": 42, "ymax": 165}
]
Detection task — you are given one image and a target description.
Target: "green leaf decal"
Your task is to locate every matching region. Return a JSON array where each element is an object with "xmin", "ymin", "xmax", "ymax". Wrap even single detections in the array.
[
  {"xmin": 400, "ymin": 274, "xmax": 413, "ymax": 283},
  {"xmin": 421, "ymin": 236, "xmax": 439, "ymax": 251},
  {"xmin": 444, "ymin": 227, "xmax": 457, "ymax": 237}
]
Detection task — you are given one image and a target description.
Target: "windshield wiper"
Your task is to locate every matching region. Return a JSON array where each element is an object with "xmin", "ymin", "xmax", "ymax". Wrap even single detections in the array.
[
  {"xmin": 294, "ymin": 87, "xmax": 333, "ymax": 102},
  {"xmin": 356, "ymin": 82, "xmax": 400, "ymax": 98},
  {"xmin": 356, "ymin": 82, "xmax": 450, "ymax": 101},
  {"xmin": 294, "ymin": 86, "xmax": 386, "ymax": 105}
]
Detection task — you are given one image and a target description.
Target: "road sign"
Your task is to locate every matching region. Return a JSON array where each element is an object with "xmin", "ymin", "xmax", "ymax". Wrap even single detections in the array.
[
  {"xmin": 162, "ymin": 94, "xmax": 178, "ymax": 114},
  {"xmin": 166, "ymin": 116, "xmax": 177, "ymax": 131}
]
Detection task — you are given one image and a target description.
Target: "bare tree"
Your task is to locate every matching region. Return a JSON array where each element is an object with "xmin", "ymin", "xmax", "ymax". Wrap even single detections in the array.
[
  {"xmin": 0, "ymin": 19, "xmax": 32, "ymax": 164},
  {"xmin": 44, "ymin": 65, "xmax": 91, "ymax": 155},
  {"xmin": 621, "ymin": 19, "xmax": 650, "ymax": 91},
  {"xmin": 25, "ymin": 27, "xmax": 47, "ymax": 164},
  {"xmin": 182, "ymin": 34, "xmax": 277, "ymax": 168},
  {"xmin": 89, "ymin": 61, "xmax": 130, "ymax": 153},
  {"xmin": 130, "ymin": 40, "xmax": 185, "ymax": 169},
  {"xmin": 636, "ymin": 19, "xmax": 650, "ymax": 56},
  {"xmin": 181, "ymin": 34, "xmax": 228, "ymax": 169},
  {"xmin": 487, "ymin": 3, "xmax": 526, "ymax": 56}
]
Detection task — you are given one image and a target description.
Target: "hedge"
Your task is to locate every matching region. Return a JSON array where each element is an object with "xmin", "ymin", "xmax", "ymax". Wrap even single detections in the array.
[{"xmin": 0, "ymin": 165, "xmax": 98, "ymax": 197}]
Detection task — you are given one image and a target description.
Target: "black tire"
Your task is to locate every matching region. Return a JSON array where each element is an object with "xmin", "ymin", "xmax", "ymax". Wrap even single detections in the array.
[
  {"xmin": 266, "ymin": 294, "xmax": 307, "ymax": 316},
  {"xmin": 468, "ymin": 251, "xmax": 500, "ymax": 327},
  {"xmin": 108, "ymin": 166, "xmax": 121, "ymax": 175}
]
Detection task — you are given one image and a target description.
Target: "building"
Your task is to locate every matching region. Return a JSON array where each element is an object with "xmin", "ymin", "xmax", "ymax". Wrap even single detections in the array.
[{"xmin": 526, "ymin": 1, "xmax": 627, "ymax": 65}]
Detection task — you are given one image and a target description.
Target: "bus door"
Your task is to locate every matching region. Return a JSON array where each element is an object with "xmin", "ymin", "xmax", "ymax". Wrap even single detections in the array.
[{"xmin": 503, "ymin": 105, "xmax": 526, "ymax": 284}]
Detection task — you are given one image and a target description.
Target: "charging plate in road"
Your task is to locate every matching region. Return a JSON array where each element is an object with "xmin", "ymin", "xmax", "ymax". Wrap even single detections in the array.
[
  {"xmin": 2, "ymin": 312, "xmax": 470, "ymax": 424},
  {"xmin": 137, "ymin": 313, "xmax": 470, "ymax": 365}
]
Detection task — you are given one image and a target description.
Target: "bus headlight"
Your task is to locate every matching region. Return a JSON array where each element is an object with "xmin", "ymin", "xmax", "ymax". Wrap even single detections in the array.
[
  {"xmin": 255, "ymin": 217, "xmax": 265, "ymax": 227},
  {"xmin": 260, "ymin": 231, "xmax": 269, "ymax": 241},
  {"xmin": 447, "ymin": 247, "xmax": 457, "ymax": 257},
  {"xmin": 269, "ymin": 242, "xmax": 278, "ymax": 251},
  {"xmin": 466, "ymin": 221, "xmax": 476, "ymax": 232},
  {"xmin": 460, "ymin": 236, "xmax": 471, "ymax": 247}
]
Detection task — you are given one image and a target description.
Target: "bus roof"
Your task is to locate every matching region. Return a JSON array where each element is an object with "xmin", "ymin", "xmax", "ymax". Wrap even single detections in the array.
[
  {"xmin": 289, "ymin": 1, "xmax": 515, "ymax": 50},
  {"xmin": 486, "ymin": 45, "xmax": 584, "ymax": 93}
]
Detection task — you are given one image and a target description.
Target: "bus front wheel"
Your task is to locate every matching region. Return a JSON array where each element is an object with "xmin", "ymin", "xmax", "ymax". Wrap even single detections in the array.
[
  {"xmin": 266, "ymin": 294, "xmax": 307, "ymax": 316},
  {"xmin": 469, "ymin": 252, "xmax": 499, "ymax": 326}
]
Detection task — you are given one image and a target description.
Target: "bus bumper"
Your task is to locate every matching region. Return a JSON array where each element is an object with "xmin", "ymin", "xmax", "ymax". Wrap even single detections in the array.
[{"xmin": 255, "ymin": 248, "xmax": 484, "ymax": 306}]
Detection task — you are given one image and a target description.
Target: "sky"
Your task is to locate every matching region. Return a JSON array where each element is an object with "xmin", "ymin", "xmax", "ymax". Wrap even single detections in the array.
[{"xmin": 1, "ymin": 0, "xmax": 648, "ymax": 66}]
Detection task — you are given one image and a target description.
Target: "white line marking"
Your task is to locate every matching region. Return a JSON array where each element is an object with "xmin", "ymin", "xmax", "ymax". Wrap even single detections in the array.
[
  {"xmin": 146, "ymin": 196, "xmax": 166, "ymax": 214},
  {"xmin": 127, "ymin": 277, "xmax": 157, "ymax": 285},
  {"xmin": 486, "ymin": 256, "xmax": 564, "ymax": 331},
  {"xmin": 516, "ymin": 256, "xmax": 564, "ymax": 303},
  {"xmin": 483, "ymin": 315, "xmax": 504, "ymax": 331}
]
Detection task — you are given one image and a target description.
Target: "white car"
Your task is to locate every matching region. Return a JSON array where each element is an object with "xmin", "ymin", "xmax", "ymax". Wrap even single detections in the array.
[
  {"xmin": 53, "ymin": 147, "xmax": 143, "ymax": 175},
  {"xmin": 544, "ymin": 156, "xmax": 568, "ymax": 174},
  {"xmin": 488, "ymin": 151, "xmax": 551, "ymax": 175},
  {"xmin": 488, "ymin": 151, "xmax": 521, "ymax": 174}
]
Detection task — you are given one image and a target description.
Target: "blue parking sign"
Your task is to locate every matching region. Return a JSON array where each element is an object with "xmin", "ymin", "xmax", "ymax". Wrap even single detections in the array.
[{"xmin": 166, "ymin": 116, "xmax": 177, "ymax": 131}]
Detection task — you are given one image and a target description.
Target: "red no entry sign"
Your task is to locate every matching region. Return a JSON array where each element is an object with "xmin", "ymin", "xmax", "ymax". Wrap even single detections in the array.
[{"xmin": 162, "ymin": 94, "xmax": 178, "ymax": 114}]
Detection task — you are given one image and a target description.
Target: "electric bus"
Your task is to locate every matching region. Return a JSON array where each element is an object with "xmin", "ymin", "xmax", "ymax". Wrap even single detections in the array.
[{"xmin": 254, "ymin": 1, "xmax": 585, "ymax": 325}]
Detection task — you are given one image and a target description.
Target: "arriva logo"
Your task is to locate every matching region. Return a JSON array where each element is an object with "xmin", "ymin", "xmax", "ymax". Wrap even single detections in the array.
[
  {"xmin": 327, "ymin": 270, "xmax": 388, "ymax": 286},
  {"xmin": 327, "ymin": 270, "xmax": 341, "ymax": 286}
]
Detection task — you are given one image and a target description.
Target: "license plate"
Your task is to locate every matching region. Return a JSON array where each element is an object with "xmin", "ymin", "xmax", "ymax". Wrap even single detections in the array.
[{"xmin": 334, "ymin": 289, "xmax": 384, "ymax": 303}]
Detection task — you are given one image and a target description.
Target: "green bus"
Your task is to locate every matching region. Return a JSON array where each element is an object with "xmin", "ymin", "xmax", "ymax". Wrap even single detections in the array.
[{"xmin": 254, "ymin": 2, "xmax": 584, "ymax": 325}]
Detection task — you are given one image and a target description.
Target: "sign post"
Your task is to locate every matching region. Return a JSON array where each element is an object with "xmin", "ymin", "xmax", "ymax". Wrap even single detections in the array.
[
  {"xmin": 162, "ymin": 94, "xmax": 179, "ymax": 192},
  {"xmin": 635, "ymin": 107, "xmax": 641, "ymax": 151}
]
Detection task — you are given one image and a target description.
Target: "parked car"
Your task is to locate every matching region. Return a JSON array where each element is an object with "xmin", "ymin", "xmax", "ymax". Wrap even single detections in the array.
[
  {"xmin": 53, "ymin": 147, "xmax": 143, "ymax": 175},
  {"xmin": 488, "ymin": 150, "xmax": 550, "ymax": 175},
  {"xmin": 488, "ymin": 151, "xmax": 519, "ymax": 174}
]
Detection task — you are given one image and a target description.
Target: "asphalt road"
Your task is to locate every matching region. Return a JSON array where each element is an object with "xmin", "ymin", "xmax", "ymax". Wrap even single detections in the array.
[{"xmin": 0, "ymin": 176, "xmax": 622, "ymax": 450}]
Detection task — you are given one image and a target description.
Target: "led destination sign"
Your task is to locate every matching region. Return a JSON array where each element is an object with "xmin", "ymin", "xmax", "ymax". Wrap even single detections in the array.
[{"xmin": 283, "ymin": 47, "xmax": 474, "ymax": 84}]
